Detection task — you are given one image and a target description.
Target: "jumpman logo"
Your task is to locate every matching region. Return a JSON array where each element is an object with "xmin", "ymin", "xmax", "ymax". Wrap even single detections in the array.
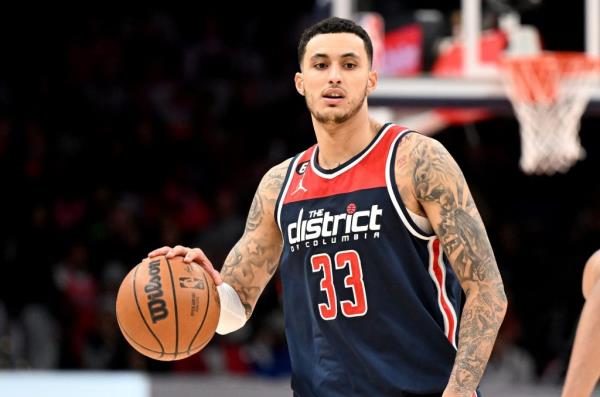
[{"xmin": 291, "ymin": 173, "xmax": 308, "ymax": 195}]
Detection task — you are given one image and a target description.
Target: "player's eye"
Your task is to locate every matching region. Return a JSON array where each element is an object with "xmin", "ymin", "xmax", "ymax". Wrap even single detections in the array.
[
  {"xmin": 314, "ymin": 63, "xmax": 327, "ymax": 69},
  {"xmin": 345, "ymin": 63, "xmax": 357, "ymax": 69}
]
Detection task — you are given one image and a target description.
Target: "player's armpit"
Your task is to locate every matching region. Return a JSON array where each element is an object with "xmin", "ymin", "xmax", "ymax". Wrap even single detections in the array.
[
  {"xmin": 220, "ymin": 158, "xmax": 291, "ymax": 318},
  {"xmin": 408, "ymin": 135, "xmax": 507, "ymax": 396}
]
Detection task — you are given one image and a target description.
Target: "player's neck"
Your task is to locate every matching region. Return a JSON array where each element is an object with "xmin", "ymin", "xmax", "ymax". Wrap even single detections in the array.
[{"xmin": 313, "ymin": 113, "xmax": 381, "ymax": 170}]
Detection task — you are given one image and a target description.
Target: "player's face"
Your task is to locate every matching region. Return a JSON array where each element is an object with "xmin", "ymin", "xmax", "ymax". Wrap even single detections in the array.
[{"xmin": 295, "ymin": 33, "xmax": 377, "ymax": 125}]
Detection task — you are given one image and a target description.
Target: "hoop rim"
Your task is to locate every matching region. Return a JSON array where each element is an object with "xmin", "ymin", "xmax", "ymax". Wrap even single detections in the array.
[
  {"xmin": 499, "ymin": 51, "xmax": 600, "ymax": 70},
  {"xmin": 499, "ymin": 51, "xmax": 600, "ymax": 103}
]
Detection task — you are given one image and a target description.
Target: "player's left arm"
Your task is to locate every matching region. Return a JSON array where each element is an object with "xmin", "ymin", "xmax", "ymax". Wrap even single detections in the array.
[
  {"xmin": 406, "ymin": 135, "xmax": 508, "ymax": 397},
  {"xmin": 561, "ymin": 250, "xmax": 600, "ymax": 397}
]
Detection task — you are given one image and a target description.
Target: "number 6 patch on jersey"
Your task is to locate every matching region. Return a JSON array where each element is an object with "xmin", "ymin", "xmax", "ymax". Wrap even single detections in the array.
[{"xmin": 310, "ymin": 250, "xmax": 368, "ymax": 320}]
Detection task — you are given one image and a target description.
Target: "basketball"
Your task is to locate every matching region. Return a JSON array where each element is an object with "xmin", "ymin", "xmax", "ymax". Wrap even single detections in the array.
[{"xmin": 116, "ymin": 255, "xmax": 220, "ymax": 361}]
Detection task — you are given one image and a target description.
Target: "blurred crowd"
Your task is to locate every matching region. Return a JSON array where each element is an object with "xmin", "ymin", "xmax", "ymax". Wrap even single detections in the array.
[
  {"xmin": 0, "ymin": 8, "xmax": 316, "ymax": 376},
  {"xmin": 0, "ymin": 4, "xmax": 599, "ymax": 387}
]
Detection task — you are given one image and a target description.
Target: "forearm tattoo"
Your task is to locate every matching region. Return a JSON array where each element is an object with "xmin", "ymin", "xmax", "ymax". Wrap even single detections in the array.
[
  {"xmin": 220, "ymin": 160, "xmax": 289, "ymax": 318},
  {"xmin": 409, "ymin": 137, "xmax": 507, "ymax": 394}
]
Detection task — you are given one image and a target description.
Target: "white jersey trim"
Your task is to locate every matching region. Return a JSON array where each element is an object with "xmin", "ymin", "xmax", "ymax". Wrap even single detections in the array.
[
  {"xmin": 385, "ymin": 130, "xmax": 435, "ymax": 241},
  {"xmin": 428, "ymin": 239, "xmax": 459, "ymax": 350},
  {"xmin": 407, "ymin": 207, "xmax": 433, "ymax": 234},
  {"xmin": 276, "ymin": 153, "xmax": 304, "ymax": 236},
  {"xmin": 310, "ymin": 123, "xmax": 394, "ymax": 180}
]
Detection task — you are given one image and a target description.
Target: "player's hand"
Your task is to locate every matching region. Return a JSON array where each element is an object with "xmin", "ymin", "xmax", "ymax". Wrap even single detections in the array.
[
  {"xmin": 148, "ymin": 245, "xmax": 223, "ymax": 286},
  {"xmin": 442, "ymin": 388, "xmax": 475, "ymax": 397}
]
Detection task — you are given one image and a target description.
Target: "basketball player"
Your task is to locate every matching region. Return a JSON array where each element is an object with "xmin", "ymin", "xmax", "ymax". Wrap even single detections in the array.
[
  {"xmin": 562, "ymin": 250, "xmax": 600, "ymax": 397},
  {"xmin": 149, "ymin": 17, "xmax": 507, "ymax": 396}
]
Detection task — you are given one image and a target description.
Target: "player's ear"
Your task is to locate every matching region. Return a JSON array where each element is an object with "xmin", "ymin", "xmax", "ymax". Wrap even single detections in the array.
[
  {"xmin": 295, "ymin": 72, "xmax": 305, "ymax": 96},
  {"xmin": 366, "ymin": 69, "xmax": 378, "ymax": 95}
]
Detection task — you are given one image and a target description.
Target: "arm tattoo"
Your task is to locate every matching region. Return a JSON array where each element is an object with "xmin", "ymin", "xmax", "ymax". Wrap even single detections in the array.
[
  {"xmin": 220, "ymin": 159, "xmax": 290, "ymax": 318},
  {"xmin": 409, "ymin": 137, "xmax": 507, "ymax": 394},
  {"xmin": 246, "ymin": 193, "xmax": 263, "ymax": 231}
]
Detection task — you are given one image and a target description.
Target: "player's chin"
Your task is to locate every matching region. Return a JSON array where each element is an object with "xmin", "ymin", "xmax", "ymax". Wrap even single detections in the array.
[
  {"xmin": 312, "ymin": 106, "xmax": 348, "ymax": 123},
  {"xmin": 320, "ymin": 104, "xmax": 346, "ymax": 113}
]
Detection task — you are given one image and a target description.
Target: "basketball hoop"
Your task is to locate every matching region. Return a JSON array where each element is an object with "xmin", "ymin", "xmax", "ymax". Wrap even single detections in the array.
[{"xmin": 499, "ymin": 52, "xmax": 600, "ymax": 174}]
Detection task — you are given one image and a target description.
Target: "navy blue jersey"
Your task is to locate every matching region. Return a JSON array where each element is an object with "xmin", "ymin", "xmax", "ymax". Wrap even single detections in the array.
[{"xmin": 275, "ymin": 124, "xmax": 468, "ymax": 396}]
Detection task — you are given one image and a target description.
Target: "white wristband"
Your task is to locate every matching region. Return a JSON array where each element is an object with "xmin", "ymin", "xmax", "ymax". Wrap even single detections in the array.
[{"xmin": 216, "ymin": 282, "xmax": 248, "ymax": 335}]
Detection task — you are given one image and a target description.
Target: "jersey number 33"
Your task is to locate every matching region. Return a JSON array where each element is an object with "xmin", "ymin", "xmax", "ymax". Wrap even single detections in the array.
[{"xmin": 310, "ymin": 250, "xmax": 368, "ymax": 320}]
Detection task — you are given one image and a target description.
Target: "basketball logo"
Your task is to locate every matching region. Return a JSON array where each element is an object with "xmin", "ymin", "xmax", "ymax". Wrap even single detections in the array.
[
  {"xmin": 179, "ymin": 277, "xmax": 205, "ymax": 289},
  {"xmin": 346, "ymin": 203, "xmax": 357, "ymax": 215}
]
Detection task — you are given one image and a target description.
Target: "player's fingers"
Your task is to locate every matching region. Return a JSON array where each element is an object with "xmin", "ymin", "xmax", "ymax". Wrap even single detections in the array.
[
  {"xmin": 186, "ymin": 248, "xmax": 223, "ymax": 285},
  {"xmin": 167, "ymin": 245, "xmax": 189, "ymax": 258},
  {"xmin": 185, "ymin": 247, "xmax": 213, "ymax": 267},
  {"xmin": 148, "ymin": 246, "xmax": 172, "ymax": 258},
  {"xmin": 210, "ymin": 269, "xmax": 223, "ymax": 286}
]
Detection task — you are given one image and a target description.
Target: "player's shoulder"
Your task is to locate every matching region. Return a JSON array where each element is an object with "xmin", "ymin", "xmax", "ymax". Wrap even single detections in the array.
[
  {"xmin": 394, "ymin": 131, "xmax": 453, "ymax": 174},
  {"xmin": 267, "ymin": 157, "xmax": 293, "ymax": 177},
  {"xmin": 397, "ymin": 131, "xmax": 461, "ymax": 173},
  {"xmin": 267, "ymin": 157, "xmax": 293, "ymax": 182},
  {"xmin": 397, "ymin": 131, "xmax": 446, "ymax": 155},
  {"xmin": 582, "ymin": 249, "xmax": 600, "ymax": 299},
  {"xmin": 258, "ymin": 157, "xmax": 293, "ymax": 202}
]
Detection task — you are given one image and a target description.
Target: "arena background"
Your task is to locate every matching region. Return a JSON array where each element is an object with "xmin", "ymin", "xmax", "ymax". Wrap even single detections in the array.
[{"xmin": 0, "ymin": 1, "xmax": 599, "ymax": 396}]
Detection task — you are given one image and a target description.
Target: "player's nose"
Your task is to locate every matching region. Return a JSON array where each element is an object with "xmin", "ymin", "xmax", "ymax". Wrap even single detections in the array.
[{"xmin": 328, "ymin": 64, "xmax": 342, "ymax": 84}]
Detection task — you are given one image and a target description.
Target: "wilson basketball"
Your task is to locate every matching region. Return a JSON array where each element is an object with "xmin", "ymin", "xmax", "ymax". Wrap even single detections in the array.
[{"xmin": 116, "ymin": 255, "xmax": 220, "ymax": 361}]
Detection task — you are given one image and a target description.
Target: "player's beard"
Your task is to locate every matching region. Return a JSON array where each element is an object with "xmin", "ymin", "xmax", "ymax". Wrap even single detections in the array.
[{"xmin": 307, "ymin": 84, "xmax": 368, "ymax": 125}]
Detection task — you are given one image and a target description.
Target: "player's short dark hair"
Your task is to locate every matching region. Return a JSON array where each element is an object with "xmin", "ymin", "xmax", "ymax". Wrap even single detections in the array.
[{"xmin": 297, "ymin": 17, "xmax": 373, "ymax": 68}]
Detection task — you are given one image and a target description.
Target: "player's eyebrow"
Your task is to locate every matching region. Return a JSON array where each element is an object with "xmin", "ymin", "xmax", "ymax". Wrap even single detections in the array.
[
  {"xmin": 309, "ymin": 52, "xmax": 361, "ymax": 62},
  {"xmin": 340, "ymin": 52, "xmax": 360, "ymax": 60},
  {"xmin": 310, "ymin": 53, "xmax": 329, "ymax": 62}
]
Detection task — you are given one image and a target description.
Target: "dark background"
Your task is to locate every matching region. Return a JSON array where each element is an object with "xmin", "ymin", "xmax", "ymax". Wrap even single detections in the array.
[{"xmin": 0, "ymin": 1, "xmax": 597, "ymax": 384}]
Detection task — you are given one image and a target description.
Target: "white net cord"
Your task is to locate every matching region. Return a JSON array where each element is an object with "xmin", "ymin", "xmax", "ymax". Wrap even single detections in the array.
[{"xmin": 501, "ymin": 55, "xmax": 599, "ymax": 175}]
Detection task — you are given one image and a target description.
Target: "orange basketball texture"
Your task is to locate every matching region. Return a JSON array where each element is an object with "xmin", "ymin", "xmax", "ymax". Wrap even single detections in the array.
[{"xmin": 116, "ymin": 256, "xmax": 220, "ymax": 361}]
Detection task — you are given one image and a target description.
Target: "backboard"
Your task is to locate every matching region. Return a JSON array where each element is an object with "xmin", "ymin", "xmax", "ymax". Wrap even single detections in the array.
[{"xmin": 332, "ymin": 0, "xmax": 600, "ymax": 134}]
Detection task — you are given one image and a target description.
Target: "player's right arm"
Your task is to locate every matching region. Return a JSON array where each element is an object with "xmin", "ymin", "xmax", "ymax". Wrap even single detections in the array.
[
  {"xmin": 148, "ymin": 158, "xmax": 291, "ymax": 321},
  {"xmin": 217, "ymin": 159, "xmax": 290, "ymax": 318},
  {"xmin": 562, "ymin": 250, "xmax": 600, "ymax": 397}
]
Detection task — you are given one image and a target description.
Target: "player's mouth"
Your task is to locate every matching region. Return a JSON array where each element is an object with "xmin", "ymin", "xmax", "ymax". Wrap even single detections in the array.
[{"xmin": 322, "ymin": 88, "xmax": 345, "ymax": 105}]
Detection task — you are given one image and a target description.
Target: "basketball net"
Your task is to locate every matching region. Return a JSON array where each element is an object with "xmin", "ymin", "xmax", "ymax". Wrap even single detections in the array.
[{"xmin": 499, "ymin": 53, "xmax": 600, "ymax": 174}]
